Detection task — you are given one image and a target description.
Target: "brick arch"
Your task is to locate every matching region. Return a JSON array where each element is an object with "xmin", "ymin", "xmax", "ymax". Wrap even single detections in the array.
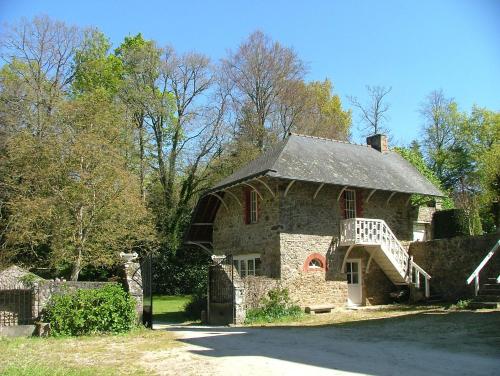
[{"xmin": 303, "ymin": 253, "xmax": 327, "ymax": 272}]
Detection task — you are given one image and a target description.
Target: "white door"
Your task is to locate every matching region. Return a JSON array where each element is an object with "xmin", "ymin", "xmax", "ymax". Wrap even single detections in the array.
[{"xmin": 346, "ymin": 260, "xmax": 362, "ymax": 306}]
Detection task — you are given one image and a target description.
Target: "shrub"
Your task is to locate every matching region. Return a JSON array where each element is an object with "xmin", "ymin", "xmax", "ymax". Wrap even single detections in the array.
[
  {"xmin": 42, "ymin": 284, "xmax": 136, "ymax": 336},
  {"xmin": 184, "ymin": 287, "xmax": 207, "ymax": 320},
  {"xmin": 432, "ymin": 209, "xmax": 469, "ymax": 239},
  {"xmin": 245, "ymin": 287, "xmax": 303, "ymax": 324},
  {"xmin": 451, "ymin": 299, "xmax": 473, "ymax": 310}
]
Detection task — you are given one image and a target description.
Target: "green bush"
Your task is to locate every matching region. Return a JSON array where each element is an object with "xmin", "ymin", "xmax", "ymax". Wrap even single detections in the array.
[
  {"xmin": 184, "ymin": 289, "xmax": 207, "ymax": 320},
  {"xmin": 451, "ymin": 299, "xmax": 473, "ymax": 310},
  {"xmin": 433, "ymin": 209, "xmax": 469, "ymax": 239},
  {"xmin": 245, "ymin": 287, "xmax": 303, "ymax": 324},
  {"xmin": 42, "ymin": 284, "xmax": 136, "ymax": 336}
]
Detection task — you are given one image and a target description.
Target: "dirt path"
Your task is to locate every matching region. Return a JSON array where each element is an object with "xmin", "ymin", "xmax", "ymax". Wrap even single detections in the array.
[{"xmin": 147, "ymin": 321, "xmax": 499, "ymax": 376}]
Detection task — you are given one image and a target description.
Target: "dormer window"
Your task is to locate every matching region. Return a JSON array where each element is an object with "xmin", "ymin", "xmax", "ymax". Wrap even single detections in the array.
[{"xmin": 344, "ymin": 189, "xmax": 356, "ymax": 219}]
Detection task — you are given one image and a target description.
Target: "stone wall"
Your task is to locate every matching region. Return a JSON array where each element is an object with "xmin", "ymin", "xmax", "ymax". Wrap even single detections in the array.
[
  {"xmin": 213, "ymin": 178, "xmax": 281, "ymax": 277},
  {"xmin": 212, "ymin": 177, "xmax": 420, "ymax": 309},
  {"xmin": 37, "ymin": 281, "xmax": 113, "ymax": 314},
  {"xmin": 409, "ymin": 233, "xmax": 500, "ymax": 300}
]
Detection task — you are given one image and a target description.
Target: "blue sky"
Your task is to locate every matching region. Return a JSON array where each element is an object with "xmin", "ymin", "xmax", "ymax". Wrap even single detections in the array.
[{"xmin": 1, "ymin": 0, "xmax": 499, "ymax": 144}]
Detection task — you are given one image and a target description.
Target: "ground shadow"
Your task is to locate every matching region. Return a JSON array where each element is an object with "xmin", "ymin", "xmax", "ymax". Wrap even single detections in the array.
[{"xmin": 165, "ymin": 310, "xmax": 500, "ymax": 375}]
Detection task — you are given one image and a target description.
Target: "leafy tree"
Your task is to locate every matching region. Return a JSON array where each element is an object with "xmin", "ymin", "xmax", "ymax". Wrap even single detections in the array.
[
  {"xmin": 394, "ymin": 143, "xmax": 454, "ymax": 209},
  {"xmin": 419, "ymin": 89, "xmax": 462, "ymax": 187},
  {"xmin": 2, "ymin": 90, "xmax": 156, "ymax": 280},
  {"xmin": 73, "ymin": 29, "xmax": 123, "ymax": 96},
  {"xmin": 295, "ymin": 79, "xmax": 352, "ymax": 140}
]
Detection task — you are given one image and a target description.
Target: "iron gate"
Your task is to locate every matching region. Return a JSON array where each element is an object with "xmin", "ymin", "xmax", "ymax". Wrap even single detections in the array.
[
  {"xmin": 141, "ymin": 253, "xmax": 153, "ymax": 328},
  {"xmin": 208, "ymin": 255, "xmax": 234, "ymax": 325}
]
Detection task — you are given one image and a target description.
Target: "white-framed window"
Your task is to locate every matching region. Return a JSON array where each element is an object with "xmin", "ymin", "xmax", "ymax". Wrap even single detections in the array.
[
  {"xmin": 250, "ymin": 190, "xmax": 258, "ymax": 223},
  {"xmin": 233, "ymin": 254, "xmax": 261, "ymax": 277},
  {"xmin": 344, "ymin": 189, "xmax": 356, "ymax": 219}
]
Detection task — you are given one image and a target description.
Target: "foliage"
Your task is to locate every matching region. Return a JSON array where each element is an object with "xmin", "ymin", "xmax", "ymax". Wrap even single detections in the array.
[
  {"xmin": 432, "ymin": 209, "xmax": 470, "ymax": 239},
  {"xmin": 42, "ymin": 284, "xmax": 136, "ymax": 336},
  {"xmin": 152, "ymin": 245, "xmax": 210, "ymax": 295},
  {"xmin": 2, "ymin": 90, "xmax": 157, "ymax": 280},
  {"xmin": 394, "ymin": 144, "xmax": 454, "ymax": 209},
  {"xmin": 277, "ymin": 79, "xmax": 352, "ymax": 140},
  {"xmin": 184, "ymin": 288, "xmax": 207, "ymax": 320},
  {"xmin": 245, "ymin": 287, "xmax": 303, "ymax": 323},
  {"xmin": 451, "ymin": 299, "xmax": 473, "ymax": 310},
  {"xmin": 73, "ymin": 29, "xmax": 124, "ymax": 96}
]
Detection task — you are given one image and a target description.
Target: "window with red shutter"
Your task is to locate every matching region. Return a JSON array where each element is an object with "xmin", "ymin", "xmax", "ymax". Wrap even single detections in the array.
[
  {"xmin": 344, "ymin": 189, "xmax": 356, "ymax": 219},
  {"xmin": 244, "ymin": 188, "xmax": 258, "ymax": 224}
]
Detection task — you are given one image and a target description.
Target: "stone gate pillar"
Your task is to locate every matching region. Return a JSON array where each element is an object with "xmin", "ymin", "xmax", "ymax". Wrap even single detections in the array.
[{"xmin": 120, "ymin": 253, "xmax": 143, "ymax": 323}]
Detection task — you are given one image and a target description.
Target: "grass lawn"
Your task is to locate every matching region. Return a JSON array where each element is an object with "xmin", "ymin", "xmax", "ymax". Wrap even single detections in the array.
[
  {"xmin": 0, "ymin": 328, "xmax": 177, "ymax": 376},
  {"xmin": 153, "ymin": 294, "xmax": 192, "ymax": 323}
]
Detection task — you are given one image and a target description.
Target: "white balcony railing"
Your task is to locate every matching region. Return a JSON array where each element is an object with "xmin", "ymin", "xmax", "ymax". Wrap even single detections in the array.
[{"xmin": 340, "ymin": 217, "xmax": 431, "ymax": 296}]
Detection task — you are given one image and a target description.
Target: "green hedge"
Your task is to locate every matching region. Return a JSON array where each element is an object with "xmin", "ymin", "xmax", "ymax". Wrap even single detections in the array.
[
  {"xmin": 42, "ymin": 284, "xmax": 136, "ymax": 336},
  {"xmin": 432, "ymin": 209, "xmax": 470, "ymax": 239}
]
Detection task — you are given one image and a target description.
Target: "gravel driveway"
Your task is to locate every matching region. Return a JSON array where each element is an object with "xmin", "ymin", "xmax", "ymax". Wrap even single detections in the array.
[{"xmin": 149, "ymin": 316, "xmax": 500, "ymax": 376}]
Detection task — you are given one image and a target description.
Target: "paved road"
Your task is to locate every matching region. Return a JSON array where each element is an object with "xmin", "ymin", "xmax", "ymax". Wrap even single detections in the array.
[{"xmin": 148, "ymin": 323, "xmax": 499, "ymax": 376}]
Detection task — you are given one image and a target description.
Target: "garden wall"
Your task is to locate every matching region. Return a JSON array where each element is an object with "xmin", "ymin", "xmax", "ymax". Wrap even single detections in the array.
[{"xmin": 409, "ymin": 233, "xmax": 500, "ymax": 301}]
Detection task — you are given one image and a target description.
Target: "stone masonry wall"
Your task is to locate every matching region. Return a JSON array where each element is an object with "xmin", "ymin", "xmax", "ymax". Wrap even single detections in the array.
[
  {"xmin": 213, "ymin": 177, "xmax": 419, "ymax": 308},
  {"xmin": 409, "ymin": 233, "xmax": 500, "ymax": 300},
  {"xmin": 213, "ymin": 178, "xmax": 281, "ymax": 277}
]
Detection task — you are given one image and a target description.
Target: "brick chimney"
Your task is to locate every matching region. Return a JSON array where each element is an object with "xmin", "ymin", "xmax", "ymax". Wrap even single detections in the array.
[{"xmin": 366, "ymin": 134, "xmax": 388, "ymax": 152}]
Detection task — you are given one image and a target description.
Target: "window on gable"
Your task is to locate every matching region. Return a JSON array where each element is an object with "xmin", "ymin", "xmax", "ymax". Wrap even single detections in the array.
[{"xmin": 344, "ymin": 189, "xmax": 356, "ymax": 219}]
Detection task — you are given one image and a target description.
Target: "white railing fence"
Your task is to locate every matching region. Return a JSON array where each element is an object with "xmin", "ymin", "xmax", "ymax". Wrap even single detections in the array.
[
  {"xmin": 340, "ymin": 217, "xmax": 431, "ymax": 296},
  {"xmin": 466, "ymin": 240, "xmax": 500, "ymax": 296}
]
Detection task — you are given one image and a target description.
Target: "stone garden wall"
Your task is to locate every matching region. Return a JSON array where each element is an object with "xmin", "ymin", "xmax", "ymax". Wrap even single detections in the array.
[{"xmin": 409, "ymin": 233, "xmax": 500, "ymax": 300}]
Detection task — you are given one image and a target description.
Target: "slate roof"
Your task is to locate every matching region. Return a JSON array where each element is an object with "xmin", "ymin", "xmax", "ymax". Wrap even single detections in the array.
[{"xmin": 210, "ymin": 133, "xmax": 443, "ymax": 196}]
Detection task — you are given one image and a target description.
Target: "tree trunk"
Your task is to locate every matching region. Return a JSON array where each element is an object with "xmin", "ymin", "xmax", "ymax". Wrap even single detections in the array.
[
  {"xmin": 70, "ymin": 253, "xmax": 82, "ymax": 281},
  {"xmin": 137, "ymin": 113, "xmax": 146, "ymax": 203}
]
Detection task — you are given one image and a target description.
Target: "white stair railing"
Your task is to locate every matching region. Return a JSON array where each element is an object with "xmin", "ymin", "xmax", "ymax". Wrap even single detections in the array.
[
  {"xmin": 340, "ymin": 218, "xmax": 431, "ymax": 296},
  {"xmin": 466, "ymin": 240, "xmax": 500, "ymax": 296}
]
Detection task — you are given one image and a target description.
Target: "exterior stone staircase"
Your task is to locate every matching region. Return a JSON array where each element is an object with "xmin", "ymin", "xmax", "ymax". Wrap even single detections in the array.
[
  {"xmin": 469, "ymin": 276, "xmax": 500, "ymax": 309},
  {"xmin": 340, "ymin": 218, "xmax": 431, "ymax": 296}
]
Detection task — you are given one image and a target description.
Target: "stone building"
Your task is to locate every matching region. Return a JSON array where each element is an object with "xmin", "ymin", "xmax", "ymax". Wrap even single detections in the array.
[{"xmin": 186, "ymin": 133, "xmax": 443, "ymax": 322}]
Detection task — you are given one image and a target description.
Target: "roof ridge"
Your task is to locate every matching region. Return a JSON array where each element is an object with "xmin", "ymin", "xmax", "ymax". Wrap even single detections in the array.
[{"xmin": 289, "ymin": 132, "xmax": 372, "ymax": 148}]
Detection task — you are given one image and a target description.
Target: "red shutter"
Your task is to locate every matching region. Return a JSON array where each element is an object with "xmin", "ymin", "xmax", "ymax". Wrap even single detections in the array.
[
  {"xmin": 244, "ymin": 188, "xmax": 251, "ymax": 224},
  {"xmin": 356, "ymin": 190, "xmax": 363, "ymax": 218}
]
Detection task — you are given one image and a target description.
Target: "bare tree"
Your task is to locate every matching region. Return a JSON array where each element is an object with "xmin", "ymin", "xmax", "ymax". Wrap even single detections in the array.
[
  {"xmin": 348, "ymin": 85, "xmax": 392, "ymax": 136},
  {"xmin": 0, "ymin": 15, "xmax": 82, "ymax": 136},
  {"xmin": 222, "ymin": 31, "xmax": 306, "ymax": 149}
]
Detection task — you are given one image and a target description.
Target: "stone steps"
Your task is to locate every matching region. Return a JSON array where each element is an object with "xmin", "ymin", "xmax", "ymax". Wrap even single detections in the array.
[{"xmin": 470, "ymin": 276, "xmax": 499, "ymax": 310}]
